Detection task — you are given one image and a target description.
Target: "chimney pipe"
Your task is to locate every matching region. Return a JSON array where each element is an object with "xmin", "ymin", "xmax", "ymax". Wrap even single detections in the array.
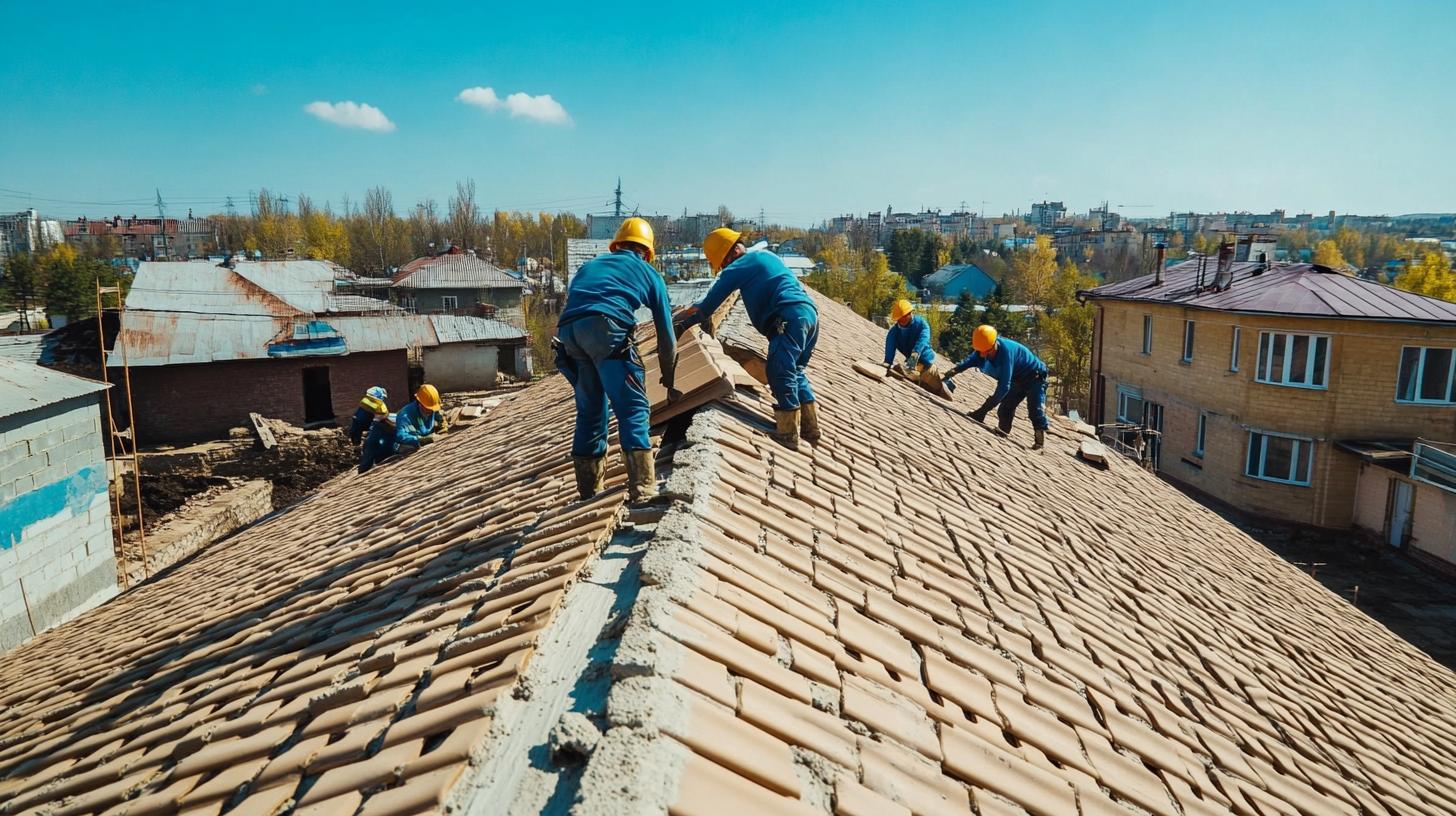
[{"xmin": 1153, "ymin": 242, "xmax": 1167, "ymax": 285}]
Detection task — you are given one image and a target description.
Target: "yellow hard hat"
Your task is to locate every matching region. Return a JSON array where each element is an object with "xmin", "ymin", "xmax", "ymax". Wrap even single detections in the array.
[
  {"xmin": 610, "ymin": 217, "xmax": 655, "ymax": 263},
  {"xmin": 890, "ymin": 299, "xmax": 914, "ymax": 323},
  {"xmin": 360, "ymin": 395, "xmax": 387, "ymax": 415},
  {"xmin": 703, "ymin": 227, "xmax": 743, "ymax": 273},
  {"xmin": 972, "ymin": 325, "xmax": 998, "ymax": 354},
  {"xmin": 415, "ymin": 384, "xmax": 441, "ymax": 412}
]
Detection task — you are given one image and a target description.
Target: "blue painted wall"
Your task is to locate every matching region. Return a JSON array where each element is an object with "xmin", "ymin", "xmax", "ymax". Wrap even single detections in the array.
[{"xmin": 0, "ymin": 465, "xmax": 106, "ymax": 550}]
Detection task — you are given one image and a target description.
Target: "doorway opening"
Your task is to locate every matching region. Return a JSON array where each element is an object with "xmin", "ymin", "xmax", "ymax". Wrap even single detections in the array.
[{"xmin": 302, "ymin": 366, "xmax": 335, "ymax": 425}]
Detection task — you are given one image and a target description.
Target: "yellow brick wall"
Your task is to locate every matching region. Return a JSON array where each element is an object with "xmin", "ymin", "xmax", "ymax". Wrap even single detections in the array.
[{"xmin": 1094, "ymin": 301, "xmax": 1456, "ymax": 528}]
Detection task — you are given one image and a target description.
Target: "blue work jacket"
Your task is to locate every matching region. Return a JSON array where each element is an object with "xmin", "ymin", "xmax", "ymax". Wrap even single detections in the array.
[
  {"xmin": 884, "ymin": 315, "xmax": 936, "ymax": 366},
  {"xmin": 954, "ymin": 337, "xmax": 1046, "ymax": 403},
  {"xmin": 693, "ymin": 251, "xmax": 816, "ymax": 337}
]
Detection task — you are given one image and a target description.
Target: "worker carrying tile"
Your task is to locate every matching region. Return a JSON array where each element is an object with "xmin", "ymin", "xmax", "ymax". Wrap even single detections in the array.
[
  {"xmin": 676, "ymin": 228, "xmax": 820, "ymax": 449},
  {"xmin": 358, "ymin": 384, "xmax": 448, "ymax": 473},
  {"xmin": 882, "ymin": 299, "xmax": 947, "ymax": 394},
  {"xmin": 554, "ymin": 217, "xmax": 677, "ymax": 504},
  {"xmin": 348, "ymin": 386, "xmax": 389, "ymax": 446},
  {"xmin": 944, "ymin": 325, "xmax": 1048, "ymax": 450}
]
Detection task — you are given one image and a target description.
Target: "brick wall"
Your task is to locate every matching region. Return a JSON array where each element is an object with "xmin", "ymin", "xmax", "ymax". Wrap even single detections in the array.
[
  {"xmin": 114, "ymin": 350, "xmax": 409, "ymax": 444},
  {"xmin": 0, "ymin": 395, "xmax": 118, "ymax": 653},
  {"xmin": 1096, "ymin": 301, "xmax": 1456, "ymax": 528}
]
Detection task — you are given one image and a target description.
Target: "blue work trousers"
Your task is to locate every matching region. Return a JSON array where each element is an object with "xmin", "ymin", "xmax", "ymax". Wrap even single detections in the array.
[
  {"xmin": 999, "ymin": 371, "xmax": 1049, "ymax": 432},
  {"xmin": 557, "ymin": 315, "xmax": 651, "ymax": 458},
  {"xmin": 766, "ymin": 306, "xmax": 818, "ymax": 410},
  {"xmin": 358, "ymin": 420, "xmax": 397, "ymax": 474}
]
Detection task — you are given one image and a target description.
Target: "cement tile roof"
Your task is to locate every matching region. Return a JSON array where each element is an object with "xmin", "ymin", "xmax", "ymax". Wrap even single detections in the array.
[{"xmin": 2, "ymin": 295, "xmax": 1454, "ymax": 815}]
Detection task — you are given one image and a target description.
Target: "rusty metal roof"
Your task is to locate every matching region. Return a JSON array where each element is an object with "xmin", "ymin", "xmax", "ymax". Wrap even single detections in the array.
[
  {"xmin": 1084, "ymin": 260, "xmax": 1456, "ymax": 323},
  {"xmin": 112, "ymin": 262, "xmax": 518, "ymax": 366}
]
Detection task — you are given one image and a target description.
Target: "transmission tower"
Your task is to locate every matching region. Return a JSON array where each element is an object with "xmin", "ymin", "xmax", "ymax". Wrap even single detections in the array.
[{"xmin": 154, "ymin": 189, "xmax": 169, "ymax": 260}]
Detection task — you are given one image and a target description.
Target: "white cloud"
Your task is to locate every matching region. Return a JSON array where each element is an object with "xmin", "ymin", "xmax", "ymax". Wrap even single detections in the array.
[
  {"xmin": 456, "ymin": 86, "xmax": 571, "ymax": 125},
  {"xmin": 303, "ymin": 100, "xmax": 396, "ymax": 133}
]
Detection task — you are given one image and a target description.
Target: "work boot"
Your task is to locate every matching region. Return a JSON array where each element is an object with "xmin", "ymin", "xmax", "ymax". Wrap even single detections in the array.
[
  {"xmin": 1032, "ymin": 429, "xmax": 1046, "ymax": 450},
  {"xmin": 773, "ymin": 408, "xmax": 801, "ymax": 450},
  {"xmin": 624, "ymin": 448, "xmax": 657, "ymax": 504},
  {"xmin": 799, "ymin": 401, "xmax": 822, "ymax": 444},
  {"xmin": 572, "ymin": 456, "xmax": 606, "ymax": 501}
]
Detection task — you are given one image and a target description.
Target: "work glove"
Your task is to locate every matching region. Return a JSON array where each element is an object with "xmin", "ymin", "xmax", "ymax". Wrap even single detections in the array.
[
  {"xmin": 417, "ymin": 434, "xmax": 436, "ymax": 446},
  {"xmin": 907, "ymin": 352, "xmax": 920, "ymax": 371}
]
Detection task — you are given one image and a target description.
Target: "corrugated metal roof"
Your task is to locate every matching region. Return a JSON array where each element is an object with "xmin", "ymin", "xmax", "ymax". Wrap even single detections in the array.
[
  {"xmin": 393, "ymin": 254, "xmax": 525, "ymax": 290},
  {"xmin": 428, "ymin": 314, "xmax": 526, "ymax": 343},
  {"xmin": 1085, "ymin": 260, "xmax": 1456, "ymax": 323},
  {"xmin": 0, "ymin": 335, "xmax": 45, "ymax": 365},
  {"xmin": 0, "ymin": 358, "xmax": 108, "ymax": 419},
  {"xmin": 126, "ymin": 260, "xmax": 397, "ymax": 316}
]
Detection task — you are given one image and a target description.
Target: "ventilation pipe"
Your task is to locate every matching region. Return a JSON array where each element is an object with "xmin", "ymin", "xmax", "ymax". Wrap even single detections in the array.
[{"xmin": 1153, "ymin": 242, "xmax": 1167, "ymax": 286}]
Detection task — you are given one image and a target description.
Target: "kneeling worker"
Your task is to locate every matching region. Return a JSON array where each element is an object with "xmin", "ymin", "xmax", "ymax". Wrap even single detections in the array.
[
  {"xmin": 358, "ymin": 384, "xmax": 446, "ymax": 473},
  {"xmin": 555, "ymin": 216, "xmax": 677, "ymax": 503},
  {"xmin": 883, "ymin": 299, "xmax": 945, "ymax": 393},
  {"xmin": 677, "ymin": 228, "xmax": 820, "ymax": 448},
  {"xmin": 944, "ymin": 325, "xmax": 1049, "ymax": 449},
  {"xmin": 349, "ymin": 386, "xmax": 388, "ymax": 446}
]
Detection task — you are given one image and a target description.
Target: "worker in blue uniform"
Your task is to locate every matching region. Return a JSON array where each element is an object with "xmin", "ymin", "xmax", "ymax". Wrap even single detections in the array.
[
  {"xmin": 882, "ymin": 299, "xmax": 948, "ymax": 396},
  {"xmin": 358, "ymin": 384, "xmax": 446, "ymax": 473},
  {"xmin": 676, "ymin": 228, "xmax": 820, "ymax": 449},
  {"xmin": 348, "ymin": 386, "xmax": 388, "ymax": 446},
  {"xmin": 944, "ymin": 325, "xmax": 1048, "ymax": 449},
  {"xmin": 555, "ymin": 217, "xmax": 677, "ymax": 503}
]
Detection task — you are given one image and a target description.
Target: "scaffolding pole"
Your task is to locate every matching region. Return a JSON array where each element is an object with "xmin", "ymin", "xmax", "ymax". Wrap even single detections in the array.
[{"xmin": 98, "ymin": 283, "xmax": 148, "ymax": 580}]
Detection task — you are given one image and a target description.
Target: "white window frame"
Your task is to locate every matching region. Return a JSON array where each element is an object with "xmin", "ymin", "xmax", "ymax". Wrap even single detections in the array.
[
  {"xmin": 1141, "ymin": 315, "xmax": 1152, "ymax": 355},
  {"xmin": 440, "ymin": 295, "xmax": 459, "ymax": 311},
  {"xmin": 1229, "ymin": 327, "xmax": 1241, "ymax": 372},
  {"xmin": 1116, "ymin": 386, "xmax": 1143, "ymax": 423},
  {"xmin": 1182, "ymin": 320, "xmax": 1195, "ymax": 363},
  {"xmin": 1255, "ymin": 331, "xmax": 1331, "ymax": 390},
  {"xmin": 400, "ymin": 297, "xmax": 417, "ymax": 313},
  {"xmin": 1245, "ymin": 430, "xmax": 1314, "ymax": 486},
  {"xmin": 1395, "ymin": 346, "xmax": 1456, "ymax": 405},
  {"xmin": 1195, "ymin": 413, "xmax": 1207, "ymax": 458}
]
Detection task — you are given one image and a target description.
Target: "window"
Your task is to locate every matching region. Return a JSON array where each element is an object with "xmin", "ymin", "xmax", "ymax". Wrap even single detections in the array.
[
  {"xmin": 1182, "ymin": 320, "xmax": 1195, "ymax": 362},
  {"xmin": 400, "ymin": 297, "xmax": 417, "ymax": 313},
  {"xmin": 1116, "ymin": 387, "xmax": 1143, "ymax": 423},
  {"xmin": 1141, "ymin": 316, "xmax": 1152, "ymax": 355},
  {"xmin": 1255, "ymin": 331, "xmax": 1330, "ymax": 388},
  {"xmin": 1230, "ymin": 327, "xmax": 1241, "ymax": 371},
  {"xmin": 1396, "ymin": 346, "xmax": 1456, "ymax": 404},
  {"xmin": 1195, "ymin": 413, "xmax": 1207, "ymax": 457},
  {"xmin": 1245, "ymin": 431, "xmax": 1314, "ymax": 485},
  {"xmin": 440, "ymin": 295, "xmax": 459, "ymax": 311}
]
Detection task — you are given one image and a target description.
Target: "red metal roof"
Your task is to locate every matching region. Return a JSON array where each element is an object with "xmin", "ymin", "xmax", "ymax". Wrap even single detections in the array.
[{"xmin": 1084, "ymin": 260, "xmax": 1456, "ymax": 324}]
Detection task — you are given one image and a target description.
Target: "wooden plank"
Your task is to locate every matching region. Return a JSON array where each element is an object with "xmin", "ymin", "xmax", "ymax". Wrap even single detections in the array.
[{"xmin": 248, "ymin": 413, "xmax": 277, "ymax": 450}]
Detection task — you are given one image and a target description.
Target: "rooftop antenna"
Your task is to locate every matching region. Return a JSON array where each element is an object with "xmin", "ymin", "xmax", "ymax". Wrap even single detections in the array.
[{"xmin": 613, "ymin": 179, "xmax": 623, "ymax": 218}]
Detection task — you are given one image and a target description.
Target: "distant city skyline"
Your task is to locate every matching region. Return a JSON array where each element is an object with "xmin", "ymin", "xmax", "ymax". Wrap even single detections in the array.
[{"xmin": 3, "ymin": 1, "xmax": 1453, "ymax": 227}]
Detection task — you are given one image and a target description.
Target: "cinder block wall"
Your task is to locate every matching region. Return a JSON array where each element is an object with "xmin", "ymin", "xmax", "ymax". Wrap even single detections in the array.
[
  {"xmin": 0, "ymin": 395, "xmax": 118, "ymax": 653},
  {"xmin": 114, "ymin": 350, "xmax": 409, "ymax": 444},
  {"xmin": 1096, "ymin": 302, "xmax": 1456, "ymax": 528}
]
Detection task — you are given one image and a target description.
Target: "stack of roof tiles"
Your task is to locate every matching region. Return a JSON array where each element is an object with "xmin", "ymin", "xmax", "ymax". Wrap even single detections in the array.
[{"xmin": 2, "ymin": 293, "xmax": 1454, "ymax": 816}]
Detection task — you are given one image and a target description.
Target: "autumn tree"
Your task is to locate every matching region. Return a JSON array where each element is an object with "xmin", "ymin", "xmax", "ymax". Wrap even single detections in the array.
[
  {"xmin": 1007, "ymin": 235, "xmax": 1057, "ymax": 312},
  {"xmin": 1312, "ymin": 239, "xmax": 1346, "ymax": 269},
  {"xmin": 0, "ymin": 252, "xmax": 45, "ymax": 329},
  {"xmin": 1036, "ymin": 260, "xmax": 1099, "ymax": 415},
  {"xmin": 1395, "ymin": 251, "xmax": 1456, "ymax": 302}
]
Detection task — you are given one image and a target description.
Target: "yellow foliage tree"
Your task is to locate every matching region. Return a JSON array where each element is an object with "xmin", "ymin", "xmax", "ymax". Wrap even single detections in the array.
[
  {"xmin": 806, "ymin": 236, "xmax": 907, "ymax": 321},
  {"xmin": 1395, "ymin": 251, "xmax": 1456, "ymax": 302},
  {"xmin": 1312, "ymin": 240, "xmax": 1346, "ymax": 269},
  {"xmin": 1037, "ymin": 260, "xmax": 1099, "ymax": 416},
  {"xmin": 1008, "ymin": 235, "xmax": 1057, "ymax": 311},
  {"xmin": 302, "ymin": 210, "xmax": 350, "ymax": 262}
]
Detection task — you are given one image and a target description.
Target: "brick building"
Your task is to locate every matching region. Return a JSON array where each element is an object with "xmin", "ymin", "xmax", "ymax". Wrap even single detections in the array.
[
  {"xmin": 1083, "ymin": 259, "xmax": 1456, "ymax": 566},
  {"xmin": 106, "ymin": 260, "xmax": 521, "ymax": 444},
  {"xmin": 0, "ymin": 360, "xmax": 116, "ymax": 653},
  {"xmin": 64, "ymin": 214, "xmax": 218, "ymax": 260}
]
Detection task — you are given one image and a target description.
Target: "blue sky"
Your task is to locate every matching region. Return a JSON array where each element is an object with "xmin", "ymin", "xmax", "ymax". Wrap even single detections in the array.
[{"xmin": 2, "ymin": 1, "xmax": 1452, "ymax": 225}]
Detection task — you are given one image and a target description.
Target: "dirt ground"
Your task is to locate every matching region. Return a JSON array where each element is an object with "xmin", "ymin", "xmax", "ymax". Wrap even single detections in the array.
[{"xmin": 1224, "ymin": 515, "xmax": 1456, "ymax": 671}]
